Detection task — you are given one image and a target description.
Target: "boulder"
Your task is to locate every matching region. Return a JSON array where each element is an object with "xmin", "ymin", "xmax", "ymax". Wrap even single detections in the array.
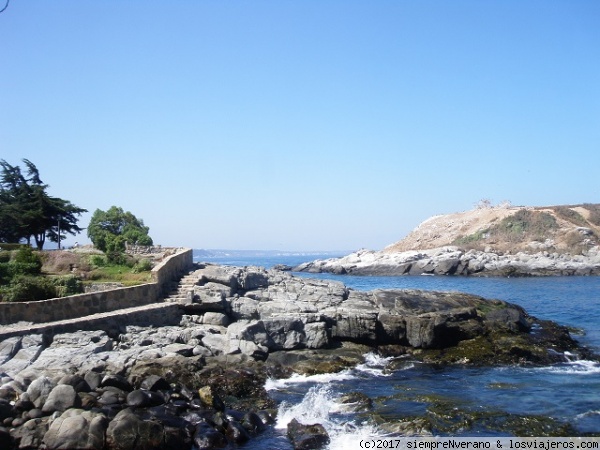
[
  {"xmin": 26, "ymin": 376, "xmax": 56, "ymax": 409},
  {"xmin": 193, "ymin": 421, "xmax": 228, "ymax": 450},
  {"xmin": 42, "ymin": 384, "xmax": 81, "ymax": 413},
  {"xmin": 287, "ymin": 418, "xmax": 330, "ymax": 449},
  {"xmin": 139, "ymin": 374, "xmax": 171, "ymax": 392},
  {"xmin": 106, "ymin": 408, "xmax": 164, "ymax": 450},
  {"xmin": 42, "ymin": 409, "xmax": 107, "ymax": 450}
]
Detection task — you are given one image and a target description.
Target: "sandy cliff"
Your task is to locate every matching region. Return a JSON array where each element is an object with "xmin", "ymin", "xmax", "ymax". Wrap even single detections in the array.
[{"xmin": 296, "ymin": 203, "xmax": 600, "ymax": 277}]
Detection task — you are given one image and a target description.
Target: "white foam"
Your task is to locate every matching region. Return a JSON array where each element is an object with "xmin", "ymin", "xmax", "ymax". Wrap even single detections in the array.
[
  {"xmin": 575, "ymin": 409, "xmax": 600, "ymax": 420},
  {"xmin": 265, "ymin": 370, "xmax": 356, "ymax": 392},
  {"xmin": 275, "ymin": 385, "xmax": 386, "ymax": 449},
  {"xmin": 275, "ymin": 385, "xmax": 335, "ymax": 428},
  {"xmin": 539, "ymin": 359, "xmax": 600, "ymax": 375},
  {"xmin": 362, "ymin": 352, "xmax": 394, "ymax": 367}
]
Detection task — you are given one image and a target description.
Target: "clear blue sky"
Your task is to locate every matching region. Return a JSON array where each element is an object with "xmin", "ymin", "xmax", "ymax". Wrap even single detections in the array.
[{"xmin": 1, "ymin": 1, "xmax": 599, "ymax": 251}]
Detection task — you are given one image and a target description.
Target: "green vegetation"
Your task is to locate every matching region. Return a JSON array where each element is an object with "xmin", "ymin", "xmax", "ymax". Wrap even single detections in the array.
[
  {"xmin": 87, "ymin": 206, "xmax": 153, "ymax": 263},
  {"xmin": 552, "ymin": 206, "xmax": 589, "ymax": 227},
  {"xmin": 452, "ymin": 229, "xmax": 489, "ymax": 246},
  {"xmin": 584, "ymin": 203, "xmax": 600, "ymax": 227},
  {"xmin": 0, "ymin": 247, "xmax": 85, "ymax": 302},
  {"xmin": 491, "ymin": 210, "xmax": 558, "ymax": 242},
  {"xmin": 0, "ymin": 159, "xmax": 87, "ymax": 249},
  {"xmin": 453, "ymin": 210, "xmax": 559, "ymax": 250},
  {"xmin": 86, "ymin": 254, "xmax": 153, "ymax": 286},
  {"xmin": 0, "ymin": 247, "xmax": 154, "ymax": 301}
]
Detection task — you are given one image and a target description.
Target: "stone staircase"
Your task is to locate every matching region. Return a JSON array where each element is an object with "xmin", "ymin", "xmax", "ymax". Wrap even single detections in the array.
[
  {"xmin": 163, "ymin": 265, "xmax": 203, "ymax": 303},
  {"xmin": 0, "ymin": 265, "xmax": 205, "ymax": 342}
]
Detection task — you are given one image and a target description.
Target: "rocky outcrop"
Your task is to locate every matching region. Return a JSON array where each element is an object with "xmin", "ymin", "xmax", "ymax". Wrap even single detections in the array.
[
  {"xmin": 294, "ymin": 246, "xmax": 600, "ymax": 277},
  {"xmin": 0, "ymin": 264, "xmax": 594, "ymax": 449}
]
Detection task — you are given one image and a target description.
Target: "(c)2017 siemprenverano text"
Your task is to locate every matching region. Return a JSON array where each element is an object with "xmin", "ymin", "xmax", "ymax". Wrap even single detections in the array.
[{"xmin": 358, "ymin": 438, "xmax": 600, "ymax": 449}]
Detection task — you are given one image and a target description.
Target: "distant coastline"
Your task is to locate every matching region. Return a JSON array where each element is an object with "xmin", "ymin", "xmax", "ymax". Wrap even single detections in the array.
[{"xmin": 295, "ymin": 203, "xmax": 600, "ymax": 277}]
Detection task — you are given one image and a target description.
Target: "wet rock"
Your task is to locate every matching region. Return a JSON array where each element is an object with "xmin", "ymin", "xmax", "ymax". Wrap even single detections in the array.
[
  {"xmin": 337, "ymin": 391, "xmax": 373, "ymax": 412},
  {"xmin": 42, "ymin": 409, "xmax": 108, "ymax": 450},
  {"xmin": 193, "ymin": 421, "xmax": 228, "ymax": 450},
  {"xmin": 139, "ymin": 374, "xmax": 171, "ymax": 391},
  {"xmin": 106, "ymin": 408, "xmax": 164, "ymax": 450},
  {"xmin": 0, "ymin": 399, "xmax": 14, "ymax": 421},
  {"xmin": 58, "ymin": 374, "xmax": 91, "ymax": 393},
  {"xmin": 226, "ymin": 419, "xmax": 251, "ymax": 443},
  {"xmin": 241, "ymin": 411, "xmax": 266, "ymax": 435},
  {"xmin": 0, "ymin": 426, "xmax": 13, "ymax": 450},
  {"xmin": 101, "ymin": 374, "xmax": 132, "ymax": 392},
  {"xmin": 287, "ymin": 418, "xmax": 330, "ymax": 449},
  {"xmin": 97, "ymin": 387, "xmax": 127, "ymax": 406},
  {"xmin": 197, "ymin": 386, "xmax": 225, "ymax": 411},
  {"xmin": 126, "ymin": 389, "xmax": 166, "ymax": 408}
]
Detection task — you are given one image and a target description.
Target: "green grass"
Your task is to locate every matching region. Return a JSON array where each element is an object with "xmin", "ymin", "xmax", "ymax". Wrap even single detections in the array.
[{"xmin": 86, "ymin": 264, "xmax": 153, "ymax": 286}]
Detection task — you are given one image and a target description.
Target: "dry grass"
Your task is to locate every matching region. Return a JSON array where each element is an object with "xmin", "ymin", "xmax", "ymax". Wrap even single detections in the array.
[{"xmin": 41, "ymin": 251, "xmax": 91, "ymax": 274}]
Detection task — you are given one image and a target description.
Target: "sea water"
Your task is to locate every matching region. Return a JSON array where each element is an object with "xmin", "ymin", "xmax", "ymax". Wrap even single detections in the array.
[{"xmin": 194, "ymin": 251, "xmax": 600, "ymax": 447}]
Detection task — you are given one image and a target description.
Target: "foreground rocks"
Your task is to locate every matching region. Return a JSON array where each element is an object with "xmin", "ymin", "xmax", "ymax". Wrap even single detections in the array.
[
  {"xmin": 294, "ymin": 246, "xmax": 600, "ymax": 277},
  {"xmin": 0, "ymin": 264, "xmax": 595, "ymax": 448}
]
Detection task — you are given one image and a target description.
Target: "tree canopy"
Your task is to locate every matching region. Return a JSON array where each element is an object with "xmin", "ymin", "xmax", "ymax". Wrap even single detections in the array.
[
  {"xmin": 87, "ymin": 206, "xmax": 153, "ymax": 255},
  {"xmin": 0, "ymin": 159, "xmax": 87, "ymax": 249}
]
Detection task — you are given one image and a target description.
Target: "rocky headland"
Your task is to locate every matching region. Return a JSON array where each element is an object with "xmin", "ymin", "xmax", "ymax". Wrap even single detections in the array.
[
  {"xmin": 295, "ymin": 203, "xmax": 600, "ymax": 277},
  {"xmin": 1, "ymin": 264, "xmax": 596, "ymax": 449}
]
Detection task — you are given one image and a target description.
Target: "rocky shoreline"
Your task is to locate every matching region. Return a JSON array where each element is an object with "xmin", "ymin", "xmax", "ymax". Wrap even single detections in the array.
[
  {"xmin": 0, "ymin": 264, "xmax": 596, "ymax": 449},
  {"xmin": 293, "ymin": 246, "xmax": 600, "ymax": 277}
]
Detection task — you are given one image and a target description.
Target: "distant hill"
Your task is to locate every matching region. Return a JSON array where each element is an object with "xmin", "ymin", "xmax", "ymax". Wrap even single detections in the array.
[{"xmin": 384, "ymin": 203, "xmax": 600, "ymax": 255}]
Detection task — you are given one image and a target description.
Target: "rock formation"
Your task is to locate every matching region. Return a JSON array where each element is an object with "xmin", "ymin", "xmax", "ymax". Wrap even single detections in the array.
[
  {"xmin": 295, "ymin": 246, "xmax": 600, "ymax": 277},
  {"xmin": 0, "ymin": 264, "xmax": 594, "ymax": 448},
  {"xmin": 295, "ymin": 204, "xmax": 600, "ymax": 277}
]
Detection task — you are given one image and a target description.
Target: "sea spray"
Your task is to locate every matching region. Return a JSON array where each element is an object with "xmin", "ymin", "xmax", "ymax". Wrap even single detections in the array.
[
  {"xmin": 355, "ymin": 352, "xmax": 400, "ymax": 377},
  {"xmin": 275, "ymin": 385, "xmax": 385, "ymax": 450},
  {"xmin": 265, "ymin": 370, "xmax": 357, "ymax": 391}
]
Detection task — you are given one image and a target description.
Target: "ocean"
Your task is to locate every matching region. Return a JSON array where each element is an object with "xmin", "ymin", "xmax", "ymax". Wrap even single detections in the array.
[{"xmin": 194, "ymin": 251, "xmax": 600, "ymax": 447}]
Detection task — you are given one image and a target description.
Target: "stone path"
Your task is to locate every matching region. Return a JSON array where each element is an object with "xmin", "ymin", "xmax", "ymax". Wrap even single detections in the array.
[{"xmin": 0, "ymin": 266, "xmax": 204, "ymax": 341}]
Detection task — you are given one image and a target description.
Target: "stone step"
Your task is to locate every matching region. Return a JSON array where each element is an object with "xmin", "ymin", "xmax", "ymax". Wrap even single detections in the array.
[{"xmin": 0, "ymin": 302, "xmax": 183, "ymax": 341}]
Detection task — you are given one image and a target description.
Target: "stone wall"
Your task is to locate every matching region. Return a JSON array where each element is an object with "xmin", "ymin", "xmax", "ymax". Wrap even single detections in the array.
[
  {"xmin": 151, "ymin": 247, "xmax": 194, "ymax": 294},
  {"xmin": 0, "ymin": 248, "xmax": 193, "ymax": 326}
]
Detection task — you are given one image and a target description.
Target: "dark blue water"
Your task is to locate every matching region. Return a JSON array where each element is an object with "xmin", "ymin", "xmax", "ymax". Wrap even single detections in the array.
[{"xmin": 194, "ymin": 251, "xmax": 600, "ymax": 445}]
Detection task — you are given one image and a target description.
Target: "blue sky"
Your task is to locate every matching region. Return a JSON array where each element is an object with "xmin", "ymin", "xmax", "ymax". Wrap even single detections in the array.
[{"xmin": 1, "ymin": 1, "xmax": 599, "ymax": 251}]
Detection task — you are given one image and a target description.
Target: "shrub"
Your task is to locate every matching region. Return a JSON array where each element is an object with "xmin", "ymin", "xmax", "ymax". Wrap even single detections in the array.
[
  {"xmin": 452, "ymin": 230, "xmax": 489, "ymax": 249},
  {"xmin": 553, "ymin": 206, "xmax": 588, "ymax": 227},
  {"xmin": 11, "ymin": 247, "xmax": 43, "ymax": 275},
  {"xmin": 132, "ymin": 258, "xmax": 153, "ymax": 273},
  {"xmin": 0, "ymin": 251, "xmax": 10, "ymax": 263},
  {"xmin": 53, "ymin": 275, "xmax": 84, "ymax": 297},
  {"xmin": 4, "ymin": 275, "xmax": 56, "ymax": 302},
  {"xmin": 0, "ymin": 243, "xmax": 27, "ymax": 251},
  {"xmin": 489, "ymin": 210, "xmax": 558, "ymax": 242},
  {"xmin": 89, "ymin": 254, "xmax": 108, "ymax": 267},
  {"xmin": 583, "ymin": 204, "xmax": 600, "ymax": 227}
]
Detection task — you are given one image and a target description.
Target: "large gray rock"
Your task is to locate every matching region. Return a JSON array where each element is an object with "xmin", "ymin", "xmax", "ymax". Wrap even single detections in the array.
[
  {"xmin": 42, "ymin": 384, "xmax": 81, "ymax": 413},
  {"xmin": 106, "ymin": 408, "xmax": 163, "ymax": 450},
  {"xmin": 26, "ymin": 376, "xmax": 56, "ymax": 409},
  {"xmin": 42, "ymin": 409, "xmax": 107, "ymax": 450}
]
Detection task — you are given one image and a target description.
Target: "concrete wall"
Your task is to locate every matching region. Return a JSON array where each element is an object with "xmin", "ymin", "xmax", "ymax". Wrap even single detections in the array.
[{"xmin": 0, "ymin": 248, "xmax": 193, "ymax": 326}]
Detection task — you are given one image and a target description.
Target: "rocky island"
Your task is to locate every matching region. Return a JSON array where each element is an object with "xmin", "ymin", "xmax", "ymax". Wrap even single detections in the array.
[
  {"xmin": 1, "ymin": 262, "xmax": 596, "ymax": 449},
  {"xmin": 295, "ymin": 203, "xmax": 600, "ymax": 277}
]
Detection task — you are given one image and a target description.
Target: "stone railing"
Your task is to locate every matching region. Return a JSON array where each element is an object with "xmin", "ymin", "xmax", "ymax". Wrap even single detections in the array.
[{"xmin": 0, "ymin": 248, "xmax": 194, "ymax": 326}]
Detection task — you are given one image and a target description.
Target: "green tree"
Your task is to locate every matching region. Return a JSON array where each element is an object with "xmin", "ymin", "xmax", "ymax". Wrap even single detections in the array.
[
  {"xmin": 87, "ymin": 206, "xmax": 153, "ymax": 256},
  {"xmin": 0, "ymin": 159, "xmax": 87, "ymax": 249}
]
